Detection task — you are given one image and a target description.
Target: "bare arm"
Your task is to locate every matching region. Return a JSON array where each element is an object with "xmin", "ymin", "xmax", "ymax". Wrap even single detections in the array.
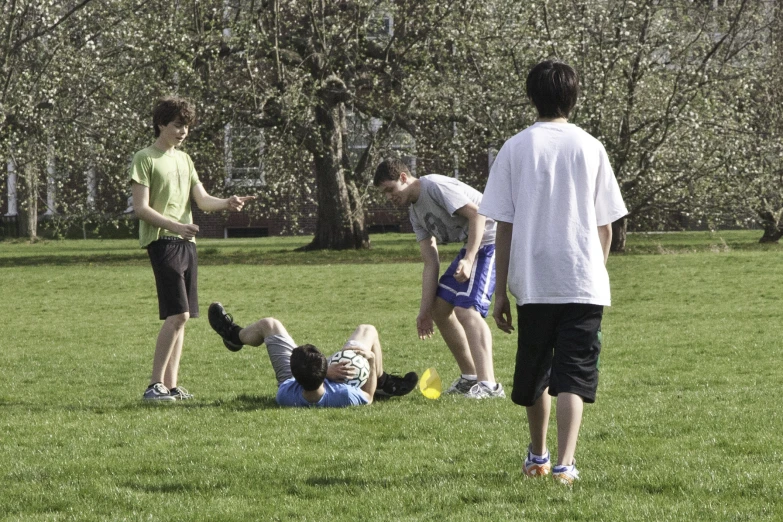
[
  {"xmin": 191, "ymin": 184, "xmax": 256, "ymax": 212},
  {"xmin": 598, "ymin": 223, "xmax": 612, "ymax": 265},
  {"xmin": 453, "ymin": 202, "xmax": 486, "ymax": 283},
  {"xmin": 493, "ymin": 221, "xmax": 514, "ymax": 333},
  {"xmin": 131, "ymin": 182, "xmax": 199, "ymax": 239},
  {"xmin": 418, "ymin": 237, "xmax": 440, "ymax": 339}
]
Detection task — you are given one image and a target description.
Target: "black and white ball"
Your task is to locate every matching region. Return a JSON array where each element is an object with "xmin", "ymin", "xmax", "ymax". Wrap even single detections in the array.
[{"xmin": 328, "ymin": 349, "xmax": 370, "ymax": 388}]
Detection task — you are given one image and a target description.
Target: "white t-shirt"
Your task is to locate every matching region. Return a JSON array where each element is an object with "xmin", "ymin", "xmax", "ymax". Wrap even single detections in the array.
[
  {"xmin": 410, "ymin": 175, "xmax": 496, "ymax": 246},
  {"xmin": 479, "ymin": 122, "xmax": 627, "ymax": 306}
]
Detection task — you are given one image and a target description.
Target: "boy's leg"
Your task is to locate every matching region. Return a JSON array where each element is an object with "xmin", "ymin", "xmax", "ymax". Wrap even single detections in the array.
[
  {"xmin": 549, "ymin": 304, "xmax": 603, "ymax": 468},
  {"xmin": 453, "ymin": 306, "xmax": 494, "ymax": 383},
  {"xmin": 526, "ymin": 390, "xmax": 551, "ymax": 456},
  {"xmin": 240, "ymin": 317, "xmax": 297, "ymax": 385},
  {"xmin": 345, "ymin": 324, "xmax": 383, "ymax": 375},
  {"xmin": 514, "ymin": 304, "xmax": 559, "ymax": 462},
  {"xmin": 555, "ymin": 393, "xmax": 583, "ymax": 466},
  {"xmin": 347, "ymin": 325, "xmax": 419, "ymax": 398},
  {"xmin": 163, "ymin": 324, "xmax": 185, "ymax": 389},
  {"xmin": 239, "ymin": 317, "xmax": 291, "ymax": 346},
  {"xmin": 431, "ymin": 297, "xmax": 476, "ymax": 375},
  {"xmin": 151, "ymin": 312, "xmax": 188, "ymax": 386}
]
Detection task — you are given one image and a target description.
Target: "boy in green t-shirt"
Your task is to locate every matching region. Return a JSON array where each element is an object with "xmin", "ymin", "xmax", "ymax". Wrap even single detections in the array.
[{"xmin": 130, "ymin": 96, "xmax": 255, "ymax": 401}]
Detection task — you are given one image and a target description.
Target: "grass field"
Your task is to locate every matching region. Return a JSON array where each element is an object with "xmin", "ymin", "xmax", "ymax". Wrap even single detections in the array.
[{"xmin": 1, "ymin": 231, "xmax": 781, "ymax": 521}]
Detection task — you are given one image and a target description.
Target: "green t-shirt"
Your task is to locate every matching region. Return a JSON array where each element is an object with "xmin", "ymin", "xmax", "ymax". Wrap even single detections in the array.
[{"xmin": 129, "ymin": 145, "xmax": 202, "ymax": 248}]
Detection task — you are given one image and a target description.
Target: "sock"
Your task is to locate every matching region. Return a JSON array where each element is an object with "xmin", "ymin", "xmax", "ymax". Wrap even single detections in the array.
[
  {"xmin": 479, "ymin": 380, "xmax": 497, "ymax": 390},
  {"xmin": 530, "ymin": 449, "xmax": 548, "ymax": 460},
  {"xmin": 462, "ymin": 374, "xmax": 477, "ymax": 381},
  {"xmin": 230, "ymin": 325, "xmax": 244, "ymax": 345}
]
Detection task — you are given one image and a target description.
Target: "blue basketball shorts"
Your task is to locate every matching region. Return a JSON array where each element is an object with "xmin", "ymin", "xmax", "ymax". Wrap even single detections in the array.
[{"xmin": 435, "ymin": 244, "xmax": 496, "ymax": 317}]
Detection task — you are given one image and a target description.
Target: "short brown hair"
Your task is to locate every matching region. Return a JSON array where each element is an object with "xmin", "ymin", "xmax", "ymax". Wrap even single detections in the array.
[
  {"xmin": 152, "ymin": 97, "xmax": 196, "ymax": 137},
  {"xmin": 373, "ymin": 159, "xmax": 411, "ymax": 187}
]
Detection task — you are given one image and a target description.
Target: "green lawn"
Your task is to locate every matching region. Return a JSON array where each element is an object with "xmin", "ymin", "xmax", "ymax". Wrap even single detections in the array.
[{"xmin": 1, "ymin": 231, "xmax": 781, "ymax": 521}]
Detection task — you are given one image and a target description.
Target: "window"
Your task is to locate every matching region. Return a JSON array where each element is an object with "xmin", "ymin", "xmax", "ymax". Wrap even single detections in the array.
[{"xmin": 224, "ymin": 123, "xmax": 265, "ymax": 187}]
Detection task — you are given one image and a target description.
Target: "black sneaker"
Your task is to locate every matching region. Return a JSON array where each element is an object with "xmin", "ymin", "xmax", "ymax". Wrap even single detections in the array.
[
  {"xmin": 208, "ymin": 302, "xmax": 243, "ymax": 352},
  {"xmin": 375, "ymin": 372, "xmax": 419, "ymax": 397}
]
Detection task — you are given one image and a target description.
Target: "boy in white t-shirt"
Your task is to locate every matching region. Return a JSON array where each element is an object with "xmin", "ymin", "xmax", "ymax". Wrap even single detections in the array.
[{"xmin": 479, "ymin": 60, "xmax": 627, "ymax": 484}]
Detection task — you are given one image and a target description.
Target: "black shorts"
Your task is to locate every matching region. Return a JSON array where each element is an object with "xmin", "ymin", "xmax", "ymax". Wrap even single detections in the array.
[
  {"xmin": 147, "ymin": 238, "xmax": 199, "ymax": 320},
  {"xmin": 511, "ymin": 303, "xmax": 603, "ymax": 407}
]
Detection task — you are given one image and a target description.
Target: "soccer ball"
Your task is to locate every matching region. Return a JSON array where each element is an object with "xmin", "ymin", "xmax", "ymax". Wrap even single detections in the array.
[{"xmin": 328, "ymin": 349, "xmax": 371, "ymax": 388}]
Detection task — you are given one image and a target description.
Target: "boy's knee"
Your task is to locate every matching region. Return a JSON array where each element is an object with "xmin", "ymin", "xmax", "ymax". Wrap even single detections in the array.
[
  {"xmin": 355, "ymin": 324, "xmax": 378, "ymax": 338},
  {"xmin": 165, "ymin": 312, "xmax": 189, "ymax": 328},
  {"xmin": 258, "ymin": 317, "xmax": 285, "ymax": 335}
]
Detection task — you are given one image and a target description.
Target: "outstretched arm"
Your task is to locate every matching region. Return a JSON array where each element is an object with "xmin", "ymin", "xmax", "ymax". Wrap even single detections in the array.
[{"xmin": 191, "ymin": 184, "xmax": 256, "ymax": 212}]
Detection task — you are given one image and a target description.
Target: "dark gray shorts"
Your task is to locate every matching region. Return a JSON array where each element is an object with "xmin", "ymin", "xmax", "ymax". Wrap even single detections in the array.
[{"xmin": 147, "ymin": 238, "xmax": 199, "ymax": 320}]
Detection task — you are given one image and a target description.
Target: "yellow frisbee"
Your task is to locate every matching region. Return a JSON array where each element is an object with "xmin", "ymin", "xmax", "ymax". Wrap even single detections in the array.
[{"xmin": 419, "ymin": 367, "xmax": 442, "ymax": 400}]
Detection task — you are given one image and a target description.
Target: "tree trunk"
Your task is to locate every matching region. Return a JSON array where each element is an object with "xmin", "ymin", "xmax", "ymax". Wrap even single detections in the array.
[
  {"xmin": 757, "ymin": 209, "xmax": 783, "ymax": 243},
  {"xmin": 23, "ymin": 162, "xmax": 39, "ymax": 241},
  {"xmin": 611, "ymin": 216, "xmax": 627, "ymax": 252},
  {"xmin": 302, "ymin": 101, "xmax": 370, "ymax": 251}
]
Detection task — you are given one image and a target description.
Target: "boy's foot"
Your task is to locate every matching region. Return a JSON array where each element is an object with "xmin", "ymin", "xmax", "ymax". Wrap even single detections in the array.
[
  {"xmin": 444, "ymin": 376, "xmax": 477, "ymax": 395},
  {"xmin": 465, "ymin": 382, "xmax": 506, "ymax": 399},
  {"xmin": 523, "ymin": 444, "xmax": 552, "ymax": 477},
  {"xmin": 143, "ymin": 382, "xmax": 176, "ymax": 402},
  {"xmin": 169, "ymin": 386, "xmax": 194, "ymax": 400},
  {"xmin": 552, "ymin": 462, "xmax": 580, "ymax": 485},
  {"xmin": 208, "ymin": 302, "xmax": 243, "ymax": 351},
  {"xmin": 375, "ymin": 372, "xmax": 419, "ymax": 397}
]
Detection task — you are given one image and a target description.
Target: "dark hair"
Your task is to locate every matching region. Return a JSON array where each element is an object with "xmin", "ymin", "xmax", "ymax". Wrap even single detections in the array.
[
  {"xmin": 290, "ymin": 344, "xmax": 328, "ymax": 391},
  {"xmin": 373, "ymin": 158, "xmax": 412, "ymax": 187},
  {"xmin": 525, "ymin": 60, "xmax": 579, "ymax": 119},
  {"xmin": 152, "ymin": 96, "xmax": 196, "ymax": 137}
]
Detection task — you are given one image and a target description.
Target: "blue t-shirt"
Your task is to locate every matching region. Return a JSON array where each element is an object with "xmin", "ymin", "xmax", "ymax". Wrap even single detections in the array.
[{"xmin": 276, "ymin": 378, "xmax": 369, "ymax": 408}]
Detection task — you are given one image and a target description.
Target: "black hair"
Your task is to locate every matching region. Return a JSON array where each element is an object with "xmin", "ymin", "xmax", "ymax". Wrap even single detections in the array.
[
  {"xmin": 290, "ymin": 344, "xmax": 328, "ymax": 391},
  {"xmin": 525, "ymin": 60, "xmax": 579, "ymax": 119}
]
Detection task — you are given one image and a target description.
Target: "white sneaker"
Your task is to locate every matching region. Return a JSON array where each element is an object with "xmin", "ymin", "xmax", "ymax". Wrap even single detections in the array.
[
  {"xmin": 143, "ymin": 382, "xmax": 176, "ymax": 401},
  {"xmin": 444, "ymin": 376, "xmax": 477, "ymax": 395},
  {"xmin": 465, "ymin": 382, "xmax": 506, "ymax": 399},
  {"xmin": 523, "ymin": 444, "xmax": 552, "ymax": 477},
  {"xmin": 552, "ymin": 461, "xmax": 580, "ymax": 485}
]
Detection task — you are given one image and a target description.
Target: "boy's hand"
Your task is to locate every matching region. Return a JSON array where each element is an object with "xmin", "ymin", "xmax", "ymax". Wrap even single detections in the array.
[
  {"xmin": 454, "ymin": 258, "xmax": 473, "ymax": 283},
  {"xmin": 417, "ymin": 312, "xmax": 435, "ymax": 339},
  {"xmin": 227, "ymin": 195, "xmax": 256, "ymax": 211},
  {"xmin": 349, "ymin": 346, "xmax": 375, "ymax": 361},
  {"xmin": 492, "ymin": 292, "xmax": 514, "ymax": 333},
  {"xmin": 177, "ymin": 223, "xmax": 200, "ymax": 240},
  {"xmin": 326, "ymin": 361, "xmax": 358, "ymax": 382}
]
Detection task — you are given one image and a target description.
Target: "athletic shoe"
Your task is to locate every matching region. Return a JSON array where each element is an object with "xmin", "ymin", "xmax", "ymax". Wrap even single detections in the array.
[
  {"xmin": 465, "ymin": 382, "xmax": 506, "ymax": 399},
  {"xmin": 169, "ymin": 386, "xmax": 193, "ymax": 400},
  {"xmin": 523, "ymin": 444, "xmax": 552, "ymax": 477},
  {"xmin": 375, "ymin": 372, "xmax": 419, "ymax": 397},
  {"xmin": 143, "ymin": 382, "xmax": 176, "ymax": 402},
  {"xmin": 208, "ymin": 302, "xmax": 243, "ymax": 352},
  {"xmin": 444, "ymin": 376, "xmax": 477, "ymax": 395},
  {"xmin": 552, "ymin": 461, "xmax": 580, "ymax": 485}
]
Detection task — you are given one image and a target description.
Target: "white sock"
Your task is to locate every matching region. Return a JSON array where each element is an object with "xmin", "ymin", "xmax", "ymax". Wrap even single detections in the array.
[
  {"xmin": 462, "ymin": 374, "xmax": 477, "ymax": 380},
  {"xmin": 479, "ymin": 380, "xmax": 497, "ymax": 390}
]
